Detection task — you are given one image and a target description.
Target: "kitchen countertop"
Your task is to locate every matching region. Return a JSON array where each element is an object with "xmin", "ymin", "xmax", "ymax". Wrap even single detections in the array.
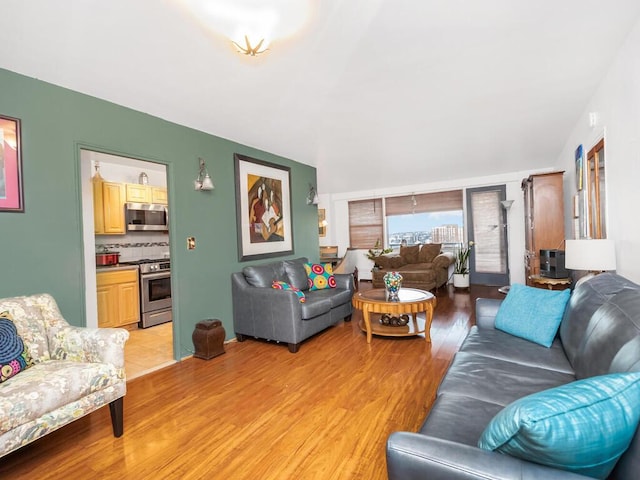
[{"xmin": 96, "ymin": 264, "xmax": 139, "ymax": 273}]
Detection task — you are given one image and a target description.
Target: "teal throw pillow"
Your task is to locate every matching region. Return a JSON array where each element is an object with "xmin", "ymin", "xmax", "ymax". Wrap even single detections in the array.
[
  {"xmin": 478, "ymin": 372, "xmax": 640, "ymax": 479},
  {"xmin": 272, "ymin": 281, "xmax": 306, "ymax": 303},
  {"xmin": 495, "ymin": 283, "xmax": 570, "ymax": 347}
]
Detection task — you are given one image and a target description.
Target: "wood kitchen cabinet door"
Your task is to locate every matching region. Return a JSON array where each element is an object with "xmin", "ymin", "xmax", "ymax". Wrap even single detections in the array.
[
  {"xmin": 102, "ymin": 182, "xmax": 126, "ymax": 234},
  {"xmin": 97, "ymin": 269, "xmax": 140, "ymax": 328},
  {"xmin": 118, "ymin": 281, "xmax": 140, "ymax": 326},
  {"xmin": 126, "ymin": 183, "xmax": 151, "ymax": 203},
  {"xmin": 151, "ymin": 186, "xmax": 168, "ymax": 204},
  {"xmin": 96, "ymin": 283, "xmax": 117, "ymax": 328},
  {"xmin": 93, "ymin": 180, "xmax": 125, "ymax": 235}
]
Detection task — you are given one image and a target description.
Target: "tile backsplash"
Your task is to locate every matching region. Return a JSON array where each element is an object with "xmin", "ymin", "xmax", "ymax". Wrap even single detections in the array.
[{"xmin": 96, "ymin": 232, "xmax": 170, "ymax": 261}]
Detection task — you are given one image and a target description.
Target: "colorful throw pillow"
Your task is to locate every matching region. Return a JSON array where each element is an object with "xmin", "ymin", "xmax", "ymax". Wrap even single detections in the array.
[
  {"xmin": 272, "ymin": 281, "xmax": 306, "ymax": 303},
  {"xmin": 304, "ymin": 263, "xmax": 336, "ymax": 291},
  {"xmin": 0, "ymin": 311, "xmax": 34, "ymax": 383},
  {"xmin": 495, "ymin": 283, "xmax": 570, "ymax": 347},
  {"xmin": 478, "ymin": 372, "xmax": 640, "ymax": 479}
]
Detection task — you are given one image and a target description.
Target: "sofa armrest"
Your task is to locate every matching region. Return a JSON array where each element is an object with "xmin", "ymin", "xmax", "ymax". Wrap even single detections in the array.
[
  {"xmin": 475, "ymin": 298, "xmax": 503, "ymax": 329},
  {"xmin": 49, "ymin": 326, "xmax": 129, "ymax": 369},
  {"xmin": 334, "ymin": 273, "xmax": 354, "ymax": 292},
  {"xmin": 433, "ymin": 252, "xmax": 454, "ymax": 269},
  {"xmin": 232, "ymin": 273, "xmax": 306, "ymax": 343},
  {"xmin": 387, "ymin": 433, "xmax": 591, "ymax": 480}
]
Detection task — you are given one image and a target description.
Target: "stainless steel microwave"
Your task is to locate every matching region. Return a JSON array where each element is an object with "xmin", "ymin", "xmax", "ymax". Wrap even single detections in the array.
[{"xmin": 125, "ymin": 203, "xmax": 168, "ymax": 231}]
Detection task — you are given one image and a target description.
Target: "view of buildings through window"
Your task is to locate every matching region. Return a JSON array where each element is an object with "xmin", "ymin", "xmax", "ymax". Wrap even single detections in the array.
[{"xmin": 387, "ymin": 211, "xmax": 464, "ymax": 250}]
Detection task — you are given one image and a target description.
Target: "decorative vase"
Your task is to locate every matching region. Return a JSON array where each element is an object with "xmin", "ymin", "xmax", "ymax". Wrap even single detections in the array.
[
  {"xmin": 453, "ymin": 273, "xmax": 469, "ymax": 289},
  {"xmin": 383, "ymin": 271, "xmax": 403, "ymax": 301}
]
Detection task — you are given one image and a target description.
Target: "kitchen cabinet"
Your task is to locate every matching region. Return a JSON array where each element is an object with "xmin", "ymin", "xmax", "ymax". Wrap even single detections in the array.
[
  {"xmin": 126, "ymin": 183, "xmax": 151, "ymax": 203},
  {"xmin": 93, "ymin": 178, "xmax": 125, "ymax": 235},
  {"xmin": 151, "ymin": 186, "xmax": 168, "ymax": 204},
  {"xmin": 125, "ymin": 184, "xmax": 167, "ymax": 205},
  {"xmin": 522, "ymin": 172, "xmax": 565, "ymax": 286},
  {"xmin": 97, "ymin": 269, "xmax": 140, "ymax": 328}
]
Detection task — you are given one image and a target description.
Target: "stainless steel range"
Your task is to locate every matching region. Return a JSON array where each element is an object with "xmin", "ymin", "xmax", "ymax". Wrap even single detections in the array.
[{"xmin": 124, "ymin": 258, "xmax": 172, "ymax": 328}]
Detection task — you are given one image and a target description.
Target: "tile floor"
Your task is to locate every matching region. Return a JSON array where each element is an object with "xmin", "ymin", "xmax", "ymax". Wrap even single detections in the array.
[{"xmin": 124, "ymin": 322, "xmax": 175, "ymax": 380}]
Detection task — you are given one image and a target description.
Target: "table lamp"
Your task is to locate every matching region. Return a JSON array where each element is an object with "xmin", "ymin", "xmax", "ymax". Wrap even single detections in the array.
[{"xmin": 565, "ymin": 239, "xmax": 616, "ymax": 286}]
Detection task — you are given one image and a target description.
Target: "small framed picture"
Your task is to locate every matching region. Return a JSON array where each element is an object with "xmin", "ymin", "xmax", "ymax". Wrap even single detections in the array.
[{"xmin": 575, "ymin": 144, "xmax": 584, "ymax": 191}]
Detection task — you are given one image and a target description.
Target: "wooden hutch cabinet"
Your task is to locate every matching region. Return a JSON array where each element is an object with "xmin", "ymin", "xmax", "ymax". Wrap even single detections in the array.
[{"xmin": 522, "ymin": 172, "xmax": 565, "ymax": 286}]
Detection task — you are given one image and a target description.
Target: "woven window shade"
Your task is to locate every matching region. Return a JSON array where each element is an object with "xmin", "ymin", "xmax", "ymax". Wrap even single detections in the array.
[
  {"xmin": 348, "ymin": 199, "xmax": 383, "ymax": 248},
  {"xmin": 384, "ymin": 190, "xmax": 463, "ymax": 216}
]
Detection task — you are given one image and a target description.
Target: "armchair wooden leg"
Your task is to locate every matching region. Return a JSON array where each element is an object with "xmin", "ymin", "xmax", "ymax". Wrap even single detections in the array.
[
  {"xmin": 288, "ymin": 343, "xmax": 300, "ymax": 353},
  {"xmin": 344, "ymin": 314, "xmax": 352, "ymax": 322},
  {"xmin": 236, "ymin": 333, "xmax": 246, "ymax": 342},
  {"xmin": 109, "ymin": 397, "xmax": 124, "ymax": 438}
]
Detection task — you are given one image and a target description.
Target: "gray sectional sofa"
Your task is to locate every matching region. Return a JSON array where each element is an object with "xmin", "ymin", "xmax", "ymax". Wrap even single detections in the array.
[
  {"xmin": 231, "ymin": 257, "xmax": 354, "ymax": 353},
  {"xmin": 387, "ymin": 273, "xmax": 640, "ymax": 479}
]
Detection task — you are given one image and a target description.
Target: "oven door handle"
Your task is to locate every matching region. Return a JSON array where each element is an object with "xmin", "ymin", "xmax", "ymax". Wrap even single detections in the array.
[{"xmin": 142, "ymin": 271, "xmax": 171, "ymax": 280}]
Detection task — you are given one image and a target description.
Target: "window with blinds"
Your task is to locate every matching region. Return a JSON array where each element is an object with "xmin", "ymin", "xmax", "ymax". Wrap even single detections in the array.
[
  {"xmin": 385, "ymin": 190, "xmax": 464, "ymax": 247},
  {"xmin": 348, "ymin": 199, "xmax": 383, "ymax": 248},
  {"xmin": 384, "ymin": 190, "xmax": 463, "ymax": 216}
]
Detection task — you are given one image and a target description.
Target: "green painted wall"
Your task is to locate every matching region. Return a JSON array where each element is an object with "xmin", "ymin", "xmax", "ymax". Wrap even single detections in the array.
[{"xmin": 0, "ymin": 68, "xmax": 319, "ymax": 358}]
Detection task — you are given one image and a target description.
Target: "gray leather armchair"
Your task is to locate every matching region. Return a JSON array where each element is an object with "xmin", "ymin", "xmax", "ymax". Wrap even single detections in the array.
[{"xmin": 231, "ymin": 257, "xmax": 354, "ymax": 353}]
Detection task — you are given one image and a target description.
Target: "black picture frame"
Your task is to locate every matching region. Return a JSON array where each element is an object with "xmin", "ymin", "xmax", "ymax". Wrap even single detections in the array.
[{"xmin": 234, "ymin": 153, "xmax": 294, "ymax": 261}]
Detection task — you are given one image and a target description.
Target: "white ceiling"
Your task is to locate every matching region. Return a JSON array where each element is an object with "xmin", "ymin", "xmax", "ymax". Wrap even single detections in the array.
[{"xmin": 1, "ymin": 0, "xmax": 639, "ymax": 194}]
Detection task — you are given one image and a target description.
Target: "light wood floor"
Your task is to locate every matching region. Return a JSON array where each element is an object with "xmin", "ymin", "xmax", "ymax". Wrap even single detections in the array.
[
  {"xmin": 125, "ymin": 322, "xmax": 175, "ymax": 380},
  {"xmin": 1, "ymin": 283, "xmax": 502, "ymax": 480}
]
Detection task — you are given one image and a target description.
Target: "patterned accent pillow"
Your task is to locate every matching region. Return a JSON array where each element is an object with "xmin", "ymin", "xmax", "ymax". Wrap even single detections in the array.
[
  {"xmin": 304, "ymin": 263, "xmax": 337, "ymax": 291},
  {"xmin": 272, "ymin": 281, "xmax": 306, "ymax": 303},
  {"xmin": 0, "ymin": 311, "xmax": 34, "ymax": 383}
]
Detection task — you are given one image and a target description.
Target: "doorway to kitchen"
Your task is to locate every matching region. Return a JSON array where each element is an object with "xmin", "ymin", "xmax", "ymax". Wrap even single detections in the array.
[{"xmin": 79, "ymin": 149, "xmax": 175, "ymax": 380}]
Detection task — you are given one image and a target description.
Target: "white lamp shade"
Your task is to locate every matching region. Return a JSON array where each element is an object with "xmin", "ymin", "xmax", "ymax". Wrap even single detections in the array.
[{"xmin": 565, "ymin": 239, "xmax": 616, "ymax": 271}]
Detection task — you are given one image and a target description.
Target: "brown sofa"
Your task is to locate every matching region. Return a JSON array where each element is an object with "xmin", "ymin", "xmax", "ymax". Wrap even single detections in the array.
[{"xmin": 371, "ymin": 244, "xmax": 454, "ymax": 291}]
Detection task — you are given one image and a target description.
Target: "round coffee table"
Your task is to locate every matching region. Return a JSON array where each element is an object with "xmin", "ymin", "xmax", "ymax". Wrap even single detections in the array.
[{"xmin": 352, "ymin": 288, "xmax": 437, "ymax": 344}]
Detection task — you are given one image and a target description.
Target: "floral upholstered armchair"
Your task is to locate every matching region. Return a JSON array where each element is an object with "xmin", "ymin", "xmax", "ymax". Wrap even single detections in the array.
[{"xmin": 0, "ymin": 293, "xmax": 129, "ymax": 457}]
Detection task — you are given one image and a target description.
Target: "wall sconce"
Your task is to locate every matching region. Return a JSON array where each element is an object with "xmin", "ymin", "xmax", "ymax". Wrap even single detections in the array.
[
  {"xmin": 194, "ymin": 157, "xmax": 214, "ymax": 191},
  {"xmin": 306, "ymin": 184, "xmax": 319, "ymax": 205}
]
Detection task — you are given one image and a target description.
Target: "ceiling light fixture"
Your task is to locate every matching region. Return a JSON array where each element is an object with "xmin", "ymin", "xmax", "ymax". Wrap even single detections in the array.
[
  {"xmin": 232, "ymin": 35, "xmax": 268, "ymax": 56},
  {"xmin": 179, "ymin": 0, "xmax": 312, "ymax": 57}
]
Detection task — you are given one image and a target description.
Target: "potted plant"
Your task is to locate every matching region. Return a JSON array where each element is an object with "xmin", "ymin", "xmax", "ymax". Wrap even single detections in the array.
[
  {"xmin": 366, "ymin": 239, "xmax": 393, "ymax": 270},
  {"xmin": 452, "ymin": 241, "xmax": 474, "ymax": 288}
]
